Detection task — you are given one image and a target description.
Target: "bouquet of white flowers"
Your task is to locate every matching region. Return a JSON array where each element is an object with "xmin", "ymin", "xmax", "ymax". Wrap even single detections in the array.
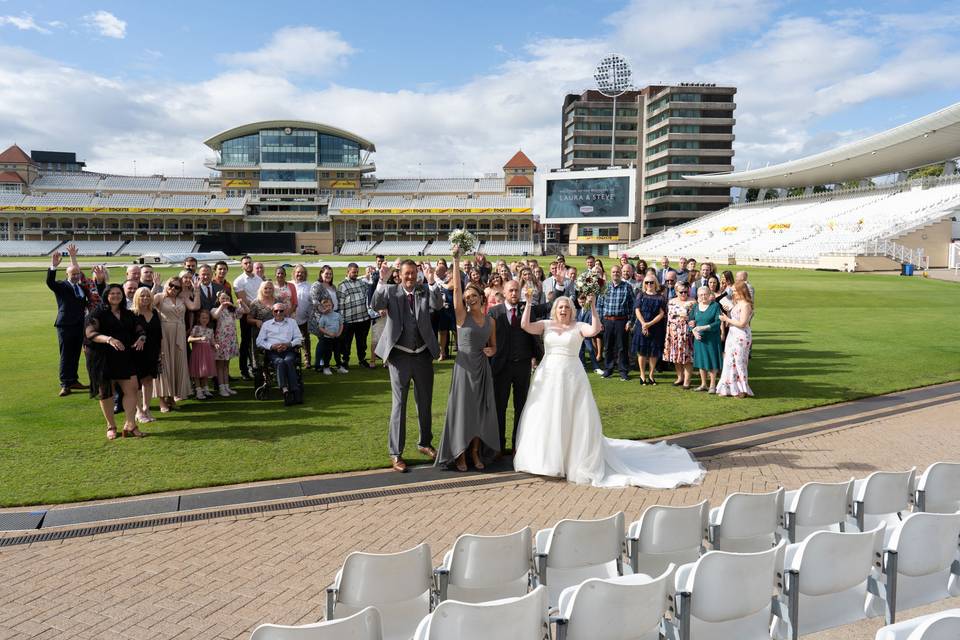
[
  {"xmin": 575, "ymin": 270, "xmax": 606, "ymax": 297},
  {"xmin": 448, "ymin": 228, "xmax": 478, "ymax": 254}
]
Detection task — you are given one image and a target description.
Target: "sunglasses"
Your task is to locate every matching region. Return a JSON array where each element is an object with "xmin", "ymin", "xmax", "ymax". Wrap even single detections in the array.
[
  {"xmin": 643, "ymin": 281, "xmax": 657, "ymax": 285},
  {"xmin": 168, "ymin": 285, "xmax": 182, "ymax": 291},
  {"xmin": 272, "ymin": 309, "xmax": 285, "ymax": 314}
]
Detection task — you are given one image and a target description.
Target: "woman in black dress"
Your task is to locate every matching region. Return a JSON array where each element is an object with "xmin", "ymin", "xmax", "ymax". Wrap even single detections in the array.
[
  {"xmin": 132, "ymin": 287, "xmax": 161, "ymax": 424},
  {"xmin": 85, "ymin": 283, "xmax": 147, "ymax": 439}
]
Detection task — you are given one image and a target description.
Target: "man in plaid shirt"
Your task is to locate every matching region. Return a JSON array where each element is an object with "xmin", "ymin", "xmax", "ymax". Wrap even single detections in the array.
[
  {"xmin": 338, "ymin": 263, "xmax": 374, "ymax": 370},
  {"xmin": 598, "ymin": 264, "xmax": 635, "ymax": 381}
]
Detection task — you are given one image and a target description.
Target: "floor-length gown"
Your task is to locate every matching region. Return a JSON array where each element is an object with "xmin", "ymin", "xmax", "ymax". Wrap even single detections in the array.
[
  {"xmin": 154, "ymin": 296, "xmax": 192, "ymax": 399},
  {"xmin": 715, "ymin": 305, "xmax": 754, "ymax": 397},
  {"xmin": 513, "ymin": 321, "xmax": 705, "ymax": 489},
  {"xmin": 436, "ymin": 313, "xmax": 500, "ymax": 467}
]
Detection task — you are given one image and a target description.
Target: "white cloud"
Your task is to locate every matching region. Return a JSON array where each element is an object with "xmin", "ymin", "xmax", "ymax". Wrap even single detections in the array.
[
  {"xmin": 0, "ymin": 13, "xmax": 51, "ymax": 34},
  {"xmin": 83, "ymin": 10, "xmax": 126, "ymax": 39},
  {"xmin": 219, "ymin": 27, "xmax": 355, "ymax": 77}
]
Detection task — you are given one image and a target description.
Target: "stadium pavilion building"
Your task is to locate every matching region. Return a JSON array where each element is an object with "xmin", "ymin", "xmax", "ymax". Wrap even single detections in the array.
[{"xmin": 0, "ymin": 120, "xmax": 538, "ymax": 256}]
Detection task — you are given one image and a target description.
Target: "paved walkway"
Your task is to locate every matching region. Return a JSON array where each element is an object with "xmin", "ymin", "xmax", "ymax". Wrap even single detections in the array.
[{"xmin": 0, "ymin": 401, "xmax": 958, "ymax": 639}]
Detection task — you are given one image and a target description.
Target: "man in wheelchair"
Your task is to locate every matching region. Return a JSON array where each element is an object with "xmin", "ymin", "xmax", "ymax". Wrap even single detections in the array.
[{"xmin": 255, "ymin": 303, "xmax": 304, "ymax": 405}]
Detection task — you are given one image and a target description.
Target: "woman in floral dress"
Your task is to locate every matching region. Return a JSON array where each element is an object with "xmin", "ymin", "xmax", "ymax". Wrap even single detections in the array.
[
  {"xmin": 663, "ymin": 282, "xmax": 696, "ymax": 388},
  {"xmin": 716, "ymin": 281, "xmax": 755, "ymax": 398}
]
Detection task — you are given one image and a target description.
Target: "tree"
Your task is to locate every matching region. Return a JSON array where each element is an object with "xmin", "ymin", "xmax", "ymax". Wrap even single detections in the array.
[{"xmin": 908, "ymin": 164, "xmax": 944, "ymax": 179}]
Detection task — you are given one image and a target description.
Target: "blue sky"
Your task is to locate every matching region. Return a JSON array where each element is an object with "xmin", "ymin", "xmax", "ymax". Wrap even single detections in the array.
[{"xmin": 1, "ymin": 1, "xmax": 959, "ymax": 177}]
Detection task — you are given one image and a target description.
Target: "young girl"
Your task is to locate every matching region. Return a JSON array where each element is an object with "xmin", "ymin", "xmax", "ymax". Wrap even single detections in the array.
[
  {"xmin": 188, "ymin": 308, "xmax": 217, "ymax": 399},
  {"xmin": 211, "ymin": 292, "xmax": 245, "ymax": 396}
]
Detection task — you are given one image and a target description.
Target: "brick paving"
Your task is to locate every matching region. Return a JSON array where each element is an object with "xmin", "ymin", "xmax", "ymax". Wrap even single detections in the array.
[{"xmin": 1, "ymin": 401, "xmax": 958, "ymax": 639}]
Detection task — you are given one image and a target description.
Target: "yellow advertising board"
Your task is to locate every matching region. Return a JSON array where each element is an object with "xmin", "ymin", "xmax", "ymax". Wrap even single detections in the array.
[
  {"xmin": 224, "ymin": 179, "xmax": 253, "ymax": 188},
  {"xmin": 337, "ymin": 208, "xmax": 531, "ymax": 215},
  {"xmin": 330, "ymin": 180, "xmax": 358, "ymax": 188},
  {"xmin": 768, "ymin": 223, "xmax": 791, "ymax": 230},
  {"xmin": 577, "ymin": 235, "xmax": 620, "ymax": 241},
  {"xmin": 683, "ymin": 229, "xmax": 699, "ymax": 235},
  {"xmin": 720, "ymin": 226, "xmax": 738, "ymax": 232},
  {"xmin": 0, "ymin": 206, "xmax": 232, "ymax": 214}
]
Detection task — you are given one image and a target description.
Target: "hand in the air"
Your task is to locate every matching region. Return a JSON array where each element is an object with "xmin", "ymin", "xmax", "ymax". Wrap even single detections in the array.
[
  {"xmin": 451, "ymin": 245, "xmax": 461, "ymax": 258},
  {"xmin": 379, "ymin": 262, "xmax": 392, "ymax": 282},
  {"xmin": 51, "ymin": 252, "xmax": 61, "ymax": 267},
  {"xmin": 66, "ymin": 243, "xmax": 78, "ymax": 257},
  {"xmin": 422, "ymin": 262, "xmax": 435, "ymax": 284}
]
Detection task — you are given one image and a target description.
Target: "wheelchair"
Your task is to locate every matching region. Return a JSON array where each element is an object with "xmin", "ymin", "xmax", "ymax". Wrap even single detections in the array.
[{"xmin": 252, "ymin": 345, "xmax": 305, "ymax": 402}]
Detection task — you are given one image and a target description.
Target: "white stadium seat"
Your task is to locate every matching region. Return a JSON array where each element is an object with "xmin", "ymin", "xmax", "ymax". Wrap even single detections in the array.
[
  {"xmin": 782, "ymin": 479, "xmax": 854, "ymax": 543},
  {"xmin": 412, "ymin": 585, "xmax": 548, "ymax": 640},
  {"xmin": 914, "ymin": 462, "xmax": 960, "ymax": 513},
  {"xmin": 708, "ymin": 488, "xmax": 784, "ymax": 552},
  {"xmin": 771, "ymin": 524, "xmax": 885, "ymax": 639},
  {"xmin": 250, "ymin": 606, "xmax": 382, "ymax": 640},
  {"xmin": 627, "ymin": 500, "xmax": 708, "ymax": 576},
  {"xmin": 338, "ymin": 241, "xmax": 377, "ymax": 255},
  {"xmin": 554, "ymin": 568, "xmax": 673, "ymax": 640},
  {"xmin": 0, "ymin": 240, "xmax": 62, "ymax": 256},
  {"xmin": 434, "ymin": 527, "xmax": 533, "ymax": 604},
  {"xmin": 874, "ymin": 609, "xmax": 960, "ymax": 640},
  {"xmin": 867, "ymin": 512, "xmax": 960, "ymax": 624},
  {"xmin": 665, "ymin": 541, "xmax": 786, "ymax": 640},
  {"xmin": 119, "ymin": 241, "xmax": 198, "ymax": 256},
  {"xmin": 372, "ymin": 240, "xmax": 428, "ymax": 256},
  {"xmin": 62, "ymin": 240, "xmax": 125, "ymax": 256},
  {"xmin": 534, "ymin": 512, "xmax": 630, "ymax": 609},
  {"xmin": 849, "ymin": 468, "xmax": 916, "ymax": 532},
  {"xmin": 326, "ymin": 543, "xmax": 433, "ymax": 640}
]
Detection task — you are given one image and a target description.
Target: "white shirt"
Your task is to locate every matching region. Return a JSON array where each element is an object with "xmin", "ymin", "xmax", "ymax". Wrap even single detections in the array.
[
  {"xmin": 233, "ymin": 273, "xmax": 263, "ymax": 305},
  {"xmin": 294, "ymin": 281, "xmax": 312, "ymax": 325},
  {"xmin": 256, "ymin": 317, "xmax": 303, "ymax": 350}
]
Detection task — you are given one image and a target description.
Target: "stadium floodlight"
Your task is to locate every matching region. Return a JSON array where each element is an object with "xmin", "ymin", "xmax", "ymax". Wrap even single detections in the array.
[{"xmin": 594, "ymin": 54, "xmax": 633, "ymax": 166}]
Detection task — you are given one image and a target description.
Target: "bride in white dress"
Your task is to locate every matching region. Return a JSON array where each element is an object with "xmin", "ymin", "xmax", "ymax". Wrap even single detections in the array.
[{"xmin": 512, "ymin": 294, "xmax": 705, "ymax": 489}]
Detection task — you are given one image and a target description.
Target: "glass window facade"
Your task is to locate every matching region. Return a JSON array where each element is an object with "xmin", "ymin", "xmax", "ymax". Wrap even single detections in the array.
[
  {"xmin": 260, "ymin": 169, "xmax": 316, "ymax": 182},
  {"xmin": 261, "ymin": 129, "xmax": 317, "ymax": 163},
  {"xmin": 319, "ymin": 135, "xmax": 360, "ymax": 166},
  {"xmin": 221, "ymin": 134, "xmax": 259, "ymax": 164}
]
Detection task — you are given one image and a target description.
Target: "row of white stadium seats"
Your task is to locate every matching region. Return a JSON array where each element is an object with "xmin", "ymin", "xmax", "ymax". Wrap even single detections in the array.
[
  {"xmin": 60, "ymin": 241, "xmax": 126, "ymax": 256},
  {"xmin": 253, "ymin": 462, "xmax": 960, "ymax": 640},
  {"xmin": 365, "ymin": 178, "xmax": 506, "ymax": 193},
  {"xmin": 32, "ymin": 174, "xmax": 208, "ymax": 192},
  {"xmin": 372, "ymin": 240, "xmax": 429, "ymax": 255},
  {"xmin": 329, "ymin": 195, "xmax": 530, "ymax": 210},
  {"xmin": 0, "ymin": 240, "xmax": 63, "ymax": 256},
  {"xmin": 340, "ymin": 240, "xmax": 539, "ymax": 257},
  {"xmin": 630, "ymin": 179, "xmax": 960, "ymax": 262},
  {"xmin": 0, "ymin": 193, "xmax": 245, "ymax": 209},
  {"xmin": 118, "ymin": 240, "xmax": 197, "ymax": 256}
]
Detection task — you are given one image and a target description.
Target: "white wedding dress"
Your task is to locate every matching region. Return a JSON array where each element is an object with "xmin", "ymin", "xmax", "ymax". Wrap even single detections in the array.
[{"xmin": 513, "ymin": 321, "xmax": 705, "ymax": 489}]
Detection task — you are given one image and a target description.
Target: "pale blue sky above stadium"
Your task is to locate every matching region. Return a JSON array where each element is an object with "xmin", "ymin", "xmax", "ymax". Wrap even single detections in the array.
[{"xmin": 1, "ymin": 0, "xmax": 958, "ymax": 177}]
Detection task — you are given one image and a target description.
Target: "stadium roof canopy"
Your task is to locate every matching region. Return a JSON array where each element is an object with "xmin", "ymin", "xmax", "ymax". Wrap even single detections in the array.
[
  {"xmin": 203, "ymin": 120, "xmax": 376, "ymax": 152},
  {"xmin": 685, "ymin": 102, "xmax": 960, "ymax": 188}
]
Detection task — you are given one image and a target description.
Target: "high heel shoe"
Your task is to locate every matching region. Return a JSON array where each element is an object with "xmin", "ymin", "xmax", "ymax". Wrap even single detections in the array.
[
  {"xmin": 122, "ymin": 425, "xmax": 147, "ymax": 438},
  {"xmin": 471, "ymin": 448, "xmax": 485, "ymax": 471},
  {"xmin": 106, "ymin": 427, "xmax": 118, "ymax": 441},
  {"xmin": 455, "ymin": 454, "xmax": 468, "ymax": 472}
]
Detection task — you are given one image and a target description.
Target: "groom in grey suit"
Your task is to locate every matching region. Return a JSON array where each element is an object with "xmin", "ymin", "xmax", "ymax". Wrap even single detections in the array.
[{"xmin": 372, "ymin": 259, "xmax": 445, "ymax": 472}]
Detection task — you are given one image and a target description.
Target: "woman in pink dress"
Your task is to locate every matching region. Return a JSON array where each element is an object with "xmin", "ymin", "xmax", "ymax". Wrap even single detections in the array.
[
  {"xmin": 716, "ymin": 281, "xmax": 754, "ymax": 398},
  {"xmin": 274, "ymin": 266, "xmax": 298, "ymax": 315}
]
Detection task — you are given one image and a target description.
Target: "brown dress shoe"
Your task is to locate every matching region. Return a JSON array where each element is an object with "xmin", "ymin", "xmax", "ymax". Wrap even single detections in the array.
[
  {"xmin": 58, "ymin": 387, "xmax": 71, "ymax": 397},
  {"xmin": 69, "ymin": 382, "xmax": 89, "ymax": 390},
  {"xmin": 391, "ymin": 456, "xmax": 408, "ymax": 473},
  {"xmin": 417, "ymin": 446, "xmax": 437, "ymax": 460}
]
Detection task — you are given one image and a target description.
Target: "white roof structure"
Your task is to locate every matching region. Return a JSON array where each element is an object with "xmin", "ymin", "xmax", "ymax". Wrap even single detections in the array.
[{"xmin": 686, "ymin": 102, "xmax": 960, "ymax": 188}]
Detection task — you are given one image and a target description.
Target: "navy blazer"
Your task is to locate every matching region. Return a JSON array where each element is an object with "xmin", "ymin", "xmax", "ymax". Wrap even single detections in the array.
[
  {"xmin": 487, "ymin": 301, "xmax": 552, "ymax": 374},
  {"xmin": 46, "ymin": 268, "xmax": 89, "ymax": 327}
]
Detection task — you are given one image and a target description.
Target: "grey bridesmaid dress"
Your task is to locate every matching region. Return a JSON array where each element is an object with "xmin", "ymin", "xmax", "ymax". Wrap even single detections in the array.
[{"xmin": 436, "ymin": 313, "xmax": 501, "ymax": 467}]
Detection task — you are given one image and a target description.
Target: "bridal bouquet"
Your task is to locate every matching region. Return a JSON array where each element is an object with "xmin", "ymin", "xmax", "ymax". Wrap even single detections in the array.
[
  {"xmin": 575, "ymin": 270, "xmax": 605, "ymax": 297},
  {"xmin": 448, "ymin": 228, "xmax": 478, "ymax": 254}
]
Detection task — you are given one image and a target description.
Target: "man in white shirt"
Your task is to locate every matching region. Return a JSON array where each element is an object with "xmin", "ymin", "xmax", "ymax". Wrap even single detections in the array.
[
  {"xmin": 233, "ymin": 255, "xmax": 264, "ymax": 379},
  {"xmin": 255, "ymin": 303, "xmax": 303, "ymax": 405},
  {"xmin": 292, "ymin": 264, "xmax": 313, "ymax": 368}
]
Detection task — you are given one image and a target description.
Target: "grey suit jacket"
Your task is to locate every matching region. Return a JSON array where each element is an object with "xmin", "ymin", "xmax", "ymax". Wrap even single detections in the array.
[{"xmin": 371, "ymin": 282, "xmax": 445, "ymax": 360}]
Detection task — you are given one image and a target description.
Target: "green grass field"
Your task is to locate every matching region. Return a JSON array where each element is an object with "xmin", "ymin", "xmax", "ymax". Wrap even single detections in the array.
[{"xmin": 1, "ymin": 257, "xmax": 958, "ymax": 507}]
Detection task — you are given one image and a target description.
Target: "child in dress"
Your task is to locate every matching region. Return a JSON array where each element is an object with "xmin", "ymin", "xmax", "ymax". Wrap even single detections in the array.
[
  {"xmin": 315, "ymin": 298, "xmax": 343, "ymax": 375},
  {"xmin": 188, "ymin": 308, "xmax": 217, "ymax": 399},
  {"xmin": 211, "ymin": 292, "xmax": 245, "ymax": 397}
]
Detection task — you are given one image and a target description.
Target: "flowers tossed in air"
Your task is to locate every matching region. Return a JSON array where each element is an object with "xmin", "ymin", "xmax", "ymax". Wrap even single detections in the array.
[
  {"xmin": 448, "ymin": 228, "xmax": 478, "ymax": 254},
  {"xmin": 575, "ymin": 270, "xmax": 606, "ymax": 297}
]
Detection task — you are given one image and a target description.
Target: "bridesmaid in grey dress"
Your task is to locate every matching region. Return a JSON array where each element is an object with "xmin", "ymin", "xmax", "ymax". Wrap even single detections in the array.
[{"xmin": 437, "ymin": 246, "xmax": 500, "ymax": 471}]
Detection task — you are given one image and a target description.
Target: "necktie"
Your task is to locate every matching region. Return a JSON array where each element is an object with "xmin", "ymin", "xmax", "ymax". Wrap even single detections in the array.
[
  {"xmin": 73, "ymin": 283, "xmax": 83, "ymax": 299},
  {"xmin": 511, "ymin": 308, "xmax": 519, "ymax": 328},
  {"xmin": 407, "ymin": 293, "xmax": 414, "ymax": 312}
]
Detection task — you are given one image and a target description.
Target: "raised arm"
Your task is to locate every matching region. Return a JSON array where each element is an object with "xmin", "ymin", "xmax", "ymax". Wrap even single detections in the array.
[
  {"xmin": 451, "ymin": 247, "xmax": 466, "ymax": 324},
  {"xmin": 371, "ymin": 262, "xmax": 393, "ymax": 311},
  {"xmin": 580, "ymin": 294, "xmax": 603, "ymax": 338},
  {"xmin": 520, "ymin": 295, "xmax": 545, "ymax": 335}
]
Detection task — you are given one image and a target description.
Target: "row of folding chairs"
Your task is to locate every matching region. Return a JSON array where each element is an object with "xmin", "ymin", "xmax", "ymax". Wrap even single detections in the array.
[{"xmin": 251, "ymin": 462, "xmax": 960, "ymax": 639}]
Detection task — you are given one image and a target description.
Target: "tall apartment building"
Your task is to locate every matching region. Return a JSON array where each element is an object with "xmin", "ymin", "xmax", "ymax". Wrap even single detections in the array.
[{"xmin": 560, "ymin": 83, "xmax": 736, "ymax": 252}]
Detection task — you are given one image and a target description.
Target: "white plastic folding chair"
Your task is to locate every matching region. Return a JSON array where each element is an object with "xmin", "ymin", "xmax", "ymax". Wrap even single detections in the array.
[
  {"xmin": 782, "ymin": 479, "xmax": 853, "ymax": 543},
  {"xmin": 849, "ymin": 468, "xmax": 916, "ymax": 532},
  {"xmin": 915, "ymin": 462, "xmax": 960, "ymax": 513},
  {"xmin": 708, "ymin": 488, "xmax": 784, "ymax": 552},
  {"xmin": 326, "ymin": 543, "xmax": 433, "ymax": 640},
  {"xmin": 412, "ymin": 585, "xmax": 549, "ymax": 640},
  {"xmin": 771, "ymin": 524, "xmax": 885, "ymax": 639},
  {"xmin": 866, "ymin": 512, "xmax": 960, "ymax": 624},
  {"xmin": 664, "ymin": 541, "xmax": 786, "ymax": 640},
  {"xmin": 627, "ymin": 501, "xmax": 708, "ymax": 576},
  {"xmin": 434, "ymin": 527, "xmax": 533, "ymax": 604},
  {"xmin": 251, "ymin": 607, "xmax": 382, "ymax": 640},
  {"xmin": 874, "ymin": 609, "xmax": 960, "ymax": 640},
  {"xmin": 534, "ymin": 512, "xmax": 629, "ymax": 609},
  {"xmin": 552, "ymin": 566, "xmax": 673, "ymax": 640}
]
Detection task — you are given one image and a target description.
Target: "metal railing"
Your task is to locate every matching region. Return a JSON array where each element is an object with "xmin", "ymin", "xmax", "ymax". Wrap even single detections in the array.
[{"xmin": 857, "ymin": 238, "xmax": 928, "ymax": 268}]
